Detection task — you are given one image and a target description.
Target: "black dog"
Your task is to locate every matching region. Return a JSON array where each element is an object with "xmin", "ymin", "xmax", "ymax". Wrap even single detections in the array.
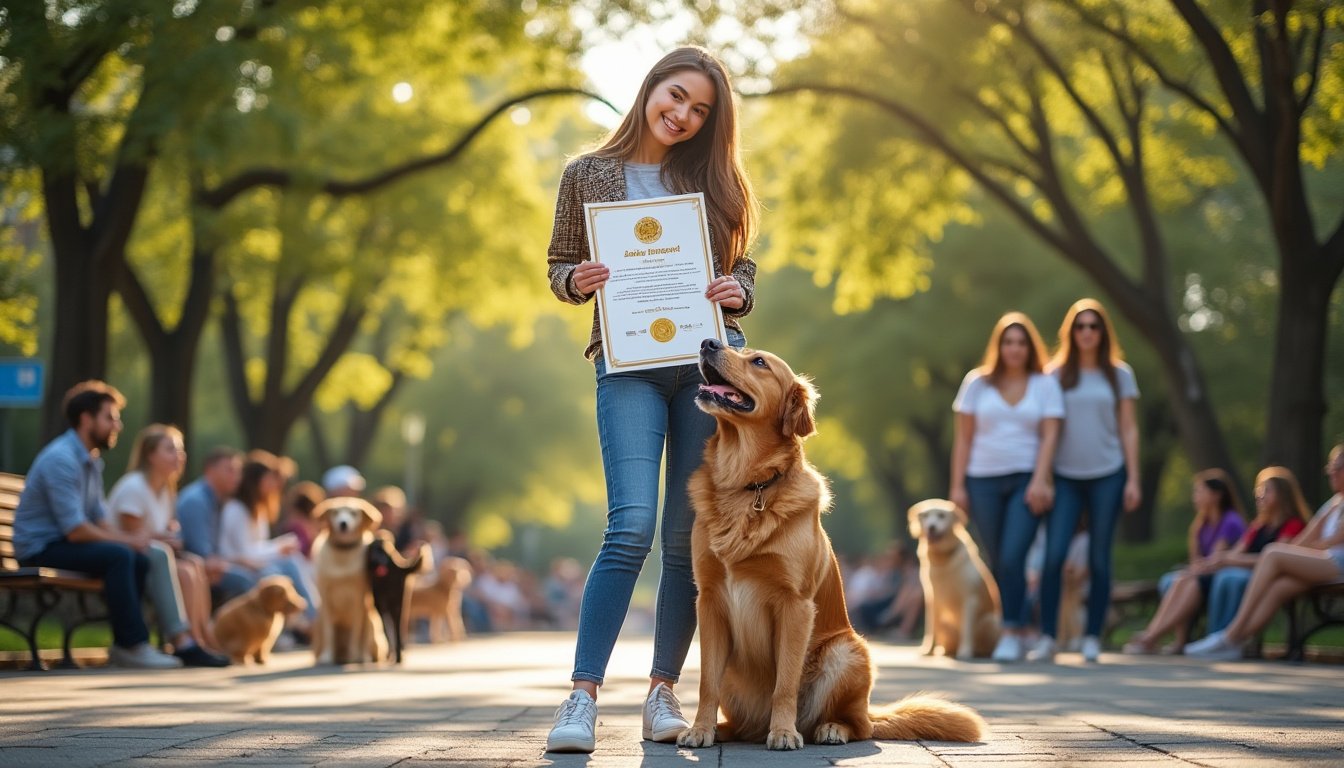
[{"xmin": 366, "ymin": 531, "xmax": 432, "ymax": 664}]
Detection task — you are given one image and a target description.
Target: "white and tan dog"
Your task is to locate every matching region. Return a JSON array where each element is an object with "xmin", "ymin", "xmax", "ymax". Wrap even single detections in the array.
[
  {"xmin": 908, "ymin": 499, "xmax": 1001, "ymax": 659},
  {"xmin": 311, "ymin": 496, "xmax": 387, "ymax": 665}
]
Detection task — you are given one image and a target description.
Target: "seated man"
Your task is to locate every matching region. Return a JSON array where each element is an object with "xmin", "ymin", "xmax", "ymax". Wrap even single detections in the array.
[
  {"xmin": 176, "ymin": 446, "xmax": 256, "ymax": 606},
  {"xmin": 12, "ymin": 381, "xmax": 181, "ymax": 668}
]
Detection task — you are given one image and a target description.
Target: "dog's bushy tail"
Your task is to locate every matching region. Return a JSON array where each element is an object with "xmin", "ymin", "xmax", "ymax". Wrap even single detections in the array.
[{"xmin": 870, "ymin": 692, "xmax": 986, "ymax": 743}]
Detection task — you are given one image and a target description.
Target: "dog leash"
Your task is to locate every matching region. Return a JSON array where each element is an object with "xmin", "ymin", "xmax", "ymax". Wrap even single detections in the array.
[{"xmin": 744, "ymin": 470, "xmax": 785, "ymax": 513}]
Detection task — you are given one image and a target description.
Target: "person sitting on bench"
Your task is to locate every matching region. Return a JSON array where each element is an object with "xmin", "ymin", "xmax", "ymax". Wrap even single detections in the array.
[{"xmin": 11, "ymin": 381, "xmax": 183, "ymax": 668}]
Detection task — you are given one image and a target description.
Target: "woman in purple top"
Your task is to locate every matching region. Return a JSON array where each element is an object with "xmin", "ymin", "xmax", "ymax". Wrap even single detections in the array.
[{"xmin": 1122, "ymin": 469, "xmax": 1247, "ymax": 654}]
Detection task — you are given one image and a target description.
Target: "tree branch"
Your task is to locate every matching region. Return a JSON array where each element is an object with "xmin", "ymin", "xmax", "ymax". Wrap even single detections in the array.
[
  {"xmin": 1296, "ymin": 9, "xmax": 1326, "ymax": 115},
  {"xmin": 1166, "ymin": 0, "xmax": 1264, "ymax": 141},
  {"xmin": 112, "ymin": 261, "xmax": 166, "ymax": 342},
  {"xmin": 200, "ymin": 87, "xmax": 618, "ymax": 209}
]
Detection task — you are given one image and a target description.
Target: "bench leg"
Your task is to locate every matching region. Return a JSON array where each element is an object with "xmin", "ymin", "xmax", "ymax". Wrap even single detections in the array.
[{"xmin": 11, "ymin": 589, "xmax": 62, "ymax": 671}]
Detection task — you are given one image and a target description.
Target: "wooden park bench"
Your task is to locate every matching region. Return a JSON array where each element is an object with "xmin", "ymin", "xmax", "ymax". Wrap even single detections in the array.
[
  {"xmin": 1283, "ymin": 579, "xmax": 1344, "ymax": 661},
  {"xmin": 0, "ymin": 472, "xmax": 109, "ymax": 670}
]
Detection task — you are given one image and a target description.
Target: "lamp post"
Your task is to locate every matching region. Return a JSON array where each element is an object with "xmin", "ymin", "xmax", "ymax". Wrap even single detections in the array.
[{"xmin": 401, "ymin": 412, "xmax": 426, "ymax": 507}]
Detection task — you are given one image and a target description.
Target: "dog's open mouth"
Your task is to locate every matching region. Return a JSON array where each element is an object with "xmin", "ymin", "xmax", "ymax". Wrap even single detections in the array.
[{"xmin": 697, "ymin": 359, "xmax": 755, "ymax": 412}]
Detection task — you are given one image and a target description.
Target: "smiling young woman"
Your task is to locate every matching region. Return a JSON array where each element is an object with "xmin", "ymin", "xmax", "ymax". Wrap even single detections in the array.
[{"xmin": 543, "ymin": 46, "xmax": 760, "ymax": 754}]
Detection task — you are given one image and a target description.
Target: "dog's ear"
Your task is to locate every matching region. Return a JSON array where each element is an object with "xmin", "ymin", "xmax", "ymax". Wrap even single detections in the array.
[
  {"xmin": 907, "ymin": 504, "xmax": 924, "ymax": 539},
  {"xmin": 415, "ymin": 544, "xmax": 434, "ymax": 574},
  {"xmin": 359, "ymin": 501, "xmax": 383, "ymax": 530},
  {"xmin": 782, "ymin": 376, "xmax": 818, "ymax": 439},
  {"xmin": 950, "ymin": 501, "xmax": 969, "ymax": 526},
  {"xmin": 314, "ymin": 500, "xmax": 338, "ymax": 528}
]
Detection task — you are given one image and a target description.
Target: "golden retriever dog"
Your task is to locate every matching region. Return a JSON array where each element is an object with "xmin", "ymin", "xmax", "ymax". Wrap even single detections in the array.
[
  {"xmin": 907, "ymin": 499, "xmax": 1002, "ymax": 659},
  {"xmin": 408, "ymin": 556, "xmax": 474, "ymax": 643},
  {"xmin": 211, "ymin": 575, "xmax": 308, "ymax": 665},
  {"xmin": 311, "ymin": 497, "xmax": 387, "ymax": 665},
  {"xmin": 678, "ymin": 339, "xmax": 986, "ymax": 751}
]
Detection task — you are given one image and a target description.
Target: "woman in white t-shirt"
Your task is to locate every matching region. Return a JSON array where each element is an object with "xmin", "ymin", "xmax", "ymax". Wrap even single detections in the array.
[
  {"xmin": 951, "ymin": 312, "xmax": 1063, "ymax": 662},
  {"xmin": 218, "ymin": 450, "xmax": 317, "ymax": 623},
  {"xmin": 109, "ymin": 425, "xmax": 227, "ymax": 665},
  {"xmin": 1030, "ymin": 299, "xmax": 1141, "ymax": 664}
]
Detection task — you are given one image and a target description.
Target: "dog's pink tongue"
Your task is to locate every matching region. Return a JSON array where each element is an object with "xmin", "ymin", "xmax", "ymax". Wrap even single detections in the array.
[{"xmin": 700, "ymin": 383, "xmax": 744, "ymax": 403}]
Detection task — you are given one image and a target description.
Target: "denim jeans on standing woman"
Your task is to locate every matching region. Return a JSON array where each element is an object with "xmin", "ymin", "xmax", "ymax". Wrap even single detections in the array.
[
  {"xmin": 571, "ymin": 331, "xmax": 745, "ymax": 685},
  {"xmin": 1039, "ymin": 468, "xmax": 1127, "ymax": 638},
  {"xmin": 965, "ymin": 471, "xmax": 1039, "ymax": 629}
]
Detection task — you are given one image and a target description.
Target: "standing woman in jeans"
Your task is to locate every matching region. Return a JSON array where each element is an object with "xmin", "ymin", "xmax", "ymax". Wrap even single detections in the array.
[
  {"xmin": 950, "ymin": 311, "xmax": 1063, "ymax": 662},
  {"xmin": 543, "ymin": 46, "xmax": 757, "ymax": 753},
  {"xmin": 1030, "ymin": 299, "xmax": 1141, "ymax": 663}
]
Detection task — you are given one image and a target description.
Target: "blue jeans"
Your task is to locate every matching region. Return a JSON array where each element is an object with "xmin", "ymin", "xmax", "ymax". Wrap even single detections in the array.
[
  {"xmin": 965, "ymin": 472, "xmax": 1038, "ymax": 628},
  {"xmin": 22, "ymin": 539, "xmax": 151, "ymax": 649},
  {"xmin": 1040, "ymin": 469, "xmax": 1127, "ymax": 637},
  {"xmin": 572, "ymin": 332, "xmax": 743, "ymax": 685},
  {"xmin": 1206, "ymin": 567, "xmax": 1251, "ymax": 633}
]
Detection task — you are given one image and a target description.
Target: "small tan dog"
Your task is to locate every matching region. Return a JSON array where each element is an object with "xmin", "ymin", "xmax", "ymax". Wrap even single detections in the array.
[
  {"xmin": 211, "ymin": 575, "xmax": 308, "ymax": 665},
  {"xmin": 311, "ymin": 496, "xmax": 387, "ymax": 665},
  {"xmin": 678, "ymin": 339, "xmax": 985, "ymax": 751},
  {"xmin": 908, "ymin": 499, "xmax": 1001, "ymax": 659},
  {"xmin": 408, "ymin": 556, "xmax": 474, "ymax": 643}
]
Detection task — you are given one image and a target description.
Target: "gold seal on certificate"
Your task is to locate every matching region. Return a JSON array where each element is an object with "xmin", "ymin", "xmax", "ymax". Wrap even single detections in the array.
[{"xmin": 584, "ymin": 193, "xmax": 728, "ymax": 372}]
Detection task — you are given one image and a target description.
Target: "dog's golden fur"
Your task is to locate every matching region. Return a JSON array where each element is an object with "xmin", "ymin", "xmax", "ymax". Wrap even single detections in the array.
[
  {"xmin": 211, "ymin": 575, "xmax": 308, "ymax": 665},
  {"xmin": 907, "ymin": 499, "xmax": 1002, "ymax": 659},
  {"xmin": 311, "ymin": 497, "xmax": 387, "ymax": 665},
  {"xmin": 678, "ymin": 340, "xmax": 986, "ymax": 750},
  {"xmin": 408, "ymin": 556, "xmax": 474, "ymax": 643}
]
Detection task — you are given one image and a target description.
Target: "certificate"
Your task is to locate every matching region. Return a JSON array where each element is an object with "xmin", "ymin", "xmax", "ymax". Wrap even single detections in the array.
[{"xmin": 584, "ymin": 193, "xmax": 727, "ymax": 372}]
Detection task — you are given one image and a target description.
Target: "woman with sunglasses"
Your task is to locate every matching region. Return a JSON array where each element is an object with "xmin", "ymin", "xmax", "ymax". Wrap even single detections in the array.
[{"xmin": 1028, "ymin": 299, "xmax": 1141, "ymax": 662}]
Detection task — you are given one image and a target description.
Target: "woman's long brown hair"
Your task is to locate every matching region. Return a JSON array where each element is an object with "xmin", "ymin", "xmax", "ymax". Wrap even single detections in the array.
[
  {"xmin": 1252, "ymin": 466, "xmax": 1311, "ymax": 529},
  {"xmin": 592, "ymin": 46, "xmax": 757, "ymax": 272},
  {"xmin": 238, "ymin": 450, "xmax": 283, "ymax": 524},
  {"xmin": 1051, "ymin": 298, "xmax": 1125, "ymax": 393},
  {"xmin": 977, "ymin": 311, "xmax": 1049, "ymax": 387},
  {"xmin": 1192, "ymin": 468, "xmax": 1244, "ymax": 531}
]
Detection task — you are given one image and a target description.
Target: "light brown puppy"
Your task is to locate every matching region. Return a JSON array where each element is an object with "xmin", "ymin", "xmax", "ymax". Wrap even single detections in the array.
[
  {"xmin": 311, "ymin": 497, "xmax": 387, "ymax": 665},
  {"xmin": 211, "ymin": 575, "xmax": 308, "ymax": 665},
  {"xmin": 678, "ymin": 339, "xmax": 986, "ymax": 751},
  {"xmin": 408, "ymin": 556, "xmax": 474, "ymax": 643},
  {"xmin": 908, "ymin": 499, "xmax": 1002, "ymax": 659}
]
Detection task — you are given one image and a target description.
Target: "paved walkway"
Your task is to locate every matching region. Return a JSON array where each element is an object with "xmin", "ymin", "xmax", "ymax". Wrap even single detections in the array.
[{"xmin": 1, "ymin": 632, "xmax": 1341, "ymax": 767}]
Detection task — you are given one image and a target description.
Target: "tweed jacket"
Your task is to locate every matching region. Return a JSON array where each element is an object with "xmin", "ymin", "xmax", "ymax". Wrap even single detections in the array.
[{"xmin": 546, "ymin": 154, "xmax": 757, "ymax": 360}]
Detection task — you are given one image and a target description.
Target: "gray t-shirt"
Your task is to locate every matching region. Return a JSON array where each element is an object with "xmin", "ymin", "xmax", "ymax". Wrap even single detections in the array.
[
  {"xmin": 623, "ymin": 162, "xmax": 671, "ymax": 201},
  {"xmin": 1052, "ymin": 363, "xmax": 1140, "ymax": 479}
]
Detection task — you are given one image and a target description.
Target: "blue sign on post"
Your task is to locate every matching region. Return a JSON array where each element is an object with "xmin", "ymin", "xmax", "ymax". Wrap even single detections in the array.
[{"xmin": 0, "ymin": 359, "xmax": 45, "ymax": 407}]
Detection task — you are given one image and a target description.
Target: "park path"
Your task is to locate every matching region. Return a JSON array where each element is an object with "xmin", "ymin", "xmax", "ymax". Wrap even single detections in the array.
[{"xmin": 1, "ymin": 631, "xmax": 1341, "ymax": 767}]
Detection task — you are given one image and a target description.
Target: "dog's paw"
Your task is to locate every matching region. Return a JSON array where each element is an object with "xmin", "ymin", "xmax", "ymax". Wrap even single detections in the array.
[
  {"xmin": 766, "ymin": 727, "xmax": 804, "ymax": 750},
  {"xmin": 677, "ymin": 725, "xmax": 716, "ymax": 748},
  {"xmin": 814, "ymin": 722, "xmax": 851, "ymax": 744}
]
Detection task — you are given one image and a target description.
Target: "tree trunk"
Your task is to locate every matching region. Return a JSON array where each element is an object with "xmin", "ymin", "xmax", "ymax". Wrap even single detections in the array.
[
  {"xmin": 45, "ymin": 240, "xmax": 113, "ymax": 439},
  {"xmin": 1262, "ymin": 256, "xmax": 1336, "ymax": 502}
]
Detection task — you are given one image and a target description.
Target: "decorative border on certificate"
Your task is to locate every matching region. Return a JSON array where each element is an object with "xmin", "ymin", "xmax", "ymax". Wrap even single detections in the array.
[{"xmin": 584, "ymin": 193, "xmax": 728, "ymax": 372}]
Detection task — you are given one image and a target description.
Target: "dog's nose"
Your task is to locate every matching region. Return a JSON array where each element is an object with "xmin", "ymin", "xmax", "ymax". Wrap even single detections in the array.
[{"xmin": 702, "ymin": 338, "xmax": 724, "ymax": 353}]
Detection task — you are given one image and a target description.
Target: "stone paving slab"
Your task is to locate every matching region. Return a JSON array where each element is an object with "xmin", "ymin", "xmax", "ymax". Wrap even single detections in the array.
[{"xmin": 1, "ymin": 632, "xmax": 1342, "ymax": 766}]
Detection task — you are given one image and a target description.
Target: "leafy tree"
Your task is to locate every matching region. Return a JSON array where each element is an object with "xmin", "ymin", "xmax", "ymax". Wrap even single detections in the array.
[{"xmin": 704, "ymin": 0, "xmax": 1344, "ymax": 499}]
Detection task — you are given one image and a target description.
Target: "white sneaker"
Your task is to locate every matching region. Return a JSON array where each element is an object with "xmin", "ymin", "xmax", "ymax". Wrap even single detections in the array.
[
  {"xmin": 546, "ymin": 690, "xmax": 597, "ymax": 753},
  {"xmin": 1081, "ymin": 635, "xmax": 1102, "ymax": 662},
  {"xmin": 642, "ymin": 682, "xmax": 689, "ymax": 742},
  {"xmin": 1025, "ymin": 635, "xmax": 1057, "ymax": 662},
  {"xmin": 108, "ymin": 643, "xmax": 184, "ymax": 669},
  {"xmin": 1184, "ymin": 631, "xmax": 1243, "ymax": 661},
  {"xmin": 991, "ymin": 634, "xmax": 1023, "ymax": 662}
]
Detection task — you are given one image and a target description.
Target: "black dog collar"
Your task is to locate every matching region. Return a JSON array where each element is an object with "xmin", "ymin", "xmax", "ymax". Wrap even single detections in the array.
[{"xmin": 744, "ymin": 470, "xmax": 785, "ymax": 513}]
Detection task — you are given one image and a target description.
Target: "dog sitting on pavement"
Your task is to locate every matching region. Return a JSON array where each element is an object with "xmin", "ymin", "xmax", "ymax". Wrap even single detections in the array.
[
  {"xmin": 211, "ymin": 575, "xmax": 308, "ymax": 665},
  {"xmin": 312, "ymin": 497, "xmax": 387, "ymax": 665},
  {"xmin": 908, "ymin": 499, "xmax": 1002, "ymax": 659}
]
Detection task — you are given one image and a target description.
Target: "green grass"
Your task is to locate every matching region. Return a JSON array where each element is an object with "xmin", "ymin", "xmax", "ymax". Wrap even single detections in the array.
[{"xmin": 0, "ymin": 621, "xmax": 113, "ymax": 652}]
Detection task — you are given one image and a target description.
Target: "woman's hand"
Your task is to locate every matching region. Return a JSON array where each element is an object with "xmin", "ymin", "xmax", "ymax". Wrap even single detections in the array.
[
  {"xmin": 1123, "ymin": 477, "xmax": 1142, "ymax": 513},
  {"xmin": 706, "ymin": 275, "xmax": 745, "ymax": 310},
  {"xmin": 950, "ymin": 486, "xmax": 970, "ymax": 514},
  {"xmin": 571, "ymin": 261, "xmax": 610, "ymax": 295},
  {"xmin": 1026, "ymin": 476, "xmax": 1054, "ymax": 516}
]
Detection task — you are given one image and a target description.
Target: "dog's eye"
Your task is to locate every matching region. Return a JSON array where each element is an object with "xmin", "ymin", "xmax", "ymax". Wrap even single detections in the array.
[{"xmin": 751, "ymin": 356, "xmax": 768, "ymax": 368}]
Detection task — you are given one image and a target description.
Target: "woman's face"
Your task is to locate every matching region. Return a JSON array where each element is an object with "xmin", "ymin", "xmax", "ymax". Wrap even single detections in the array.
[
  {"xmin": 999, "ymin": 326, "xmax": 1031, "ymax": 371},
  {"xmin": 1254, "ymin": 481, "xmax": 1277, "ymax": 513},
  {"xmin": 149, "ymin": 434, "xmax": 185, "ymax": 476},
  {"xmin": 1072, "ymin": 310, "xmax": 1103, "ymax": 353},
  {"xmin": 642, "ymin": 69, "xmax": 715, "ymax": 150},
  {"xmin": 1192, "ymin": 480, "xmax": 1213, "ymax": 510},
  {"xmin": 260, "ymin": 469, "xmax": 281, "ymax": 497}
]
